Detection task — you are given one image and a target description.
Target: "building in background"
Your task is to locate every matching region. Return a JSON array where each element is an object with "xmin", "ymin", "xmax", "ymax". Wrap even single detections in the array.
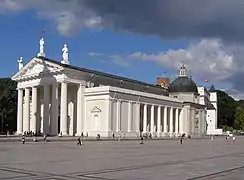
[{"xmin": 198, "ymin": 85, "xmax": 222, "ymax": 135}]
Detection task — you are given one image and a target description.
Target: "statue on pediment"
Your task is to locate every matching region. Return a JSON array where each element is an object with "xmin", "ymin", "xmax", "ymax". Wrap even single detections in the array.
[
  {"xmin": 37, "ymin": 37, "xmax": 45, "ymax": 57},
  {"xmin": 61, "ymin": 44, "xmax": 69, "ymax": 64},
  {"xmin": 40, "ymin": 38, "xmax": 44, "ymax": 54},
  {"xmin": 17, "ymin": 57, "xmax": 23, "ymax": 70}
]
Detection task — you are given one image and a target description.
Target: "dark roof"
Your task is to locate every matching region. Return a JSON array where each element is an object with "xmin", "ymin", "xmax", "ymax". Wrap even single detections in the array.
[
  {"xmin": 183, "ymin": 101, "xmax": 206, "ymax": 109},
  {"xmin": 168, "ymin": 76, "xmax": 198, "ymax": 93},
  {"xmin": 209, "ymin": 85, "xmax": 216, "ymax": 92},
  {"xmin": 38, "ymin": 56, "xmax": 168, "ymax": 95},
  {"xmin": 206, "ymin": 103, "xmax": 215, "ymax": 110}
]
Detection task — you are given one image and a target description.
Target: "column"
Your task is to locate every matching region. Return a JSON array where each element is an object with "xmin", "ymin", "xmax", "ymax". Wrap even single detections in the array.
[
  {"xmin": 60, "ymin": 82, "xmax": 68, "ymax": 135},
  {"xmin": 169, "ymin": 107, "xmax": 173, "ymax": 135},
  {"xmin": 175, "ymin": 108, "xmax": 179, "ymax": 134},
  {"xmin": 107, "ymin": 98, "xmax": 112, "ymax": 132},
  {"xmin": 179, "ymin": 109, "xmax": 184, "ymax": 133},
  {"xmin": 76, "ymin": 83, "xmax": 85, "ymax": 136},
  {"xmin": 128, "ymin": 101, "xmax": 132, "ymax": 132},
  {"xmin": 143, "ymin": 104, "xmax": 147, "ymax": 132},
  {"xmin": 68, "ymin": 101, "xmax": 74, "ymax": 135},
  {"xmin": 43, "ymin": 85, "xmax": 50, "ymax": 134},
  {"xmin": 51, "ymin": 83, "xmax": 59, "ymax": 135},
  {"xmin": 30, "ymin": 87, "xmax": 37, "ymax": 133},
  {"xmin": 17, "ymin": 89, "xmax": 23, "ymax": 135},
  {"xmin": 23, "ymin": 88, "xmax": 30, "ymax": 132},
  {"xmin": 150, "ymin": 105, "xmax": 154, "ymax": 133},
  {"xmin": 163, "ymin": 107, "xmax": 168, "ymax": 134},
  {"xmin": 157, "ymin": 106, "xmax": 162, "ymax": 136},
  {"xmin": 135, "ymin": 103, "xmax": 140, "ymax": 132},
  {"xmin": 116, "ymin": 100, "xmax": 121, "ymax": 132}
]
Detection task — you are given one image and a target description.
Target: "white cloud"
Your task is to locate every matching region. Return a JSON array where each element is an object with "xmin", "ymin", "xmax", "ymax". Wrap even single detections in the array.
[
  {"xmin": 89, "ymin": 39, "xmax": 244, "ymax": 99},
  {"xmin": 129, "ymin": 39, "xmax": 240, "ymax": 81}
]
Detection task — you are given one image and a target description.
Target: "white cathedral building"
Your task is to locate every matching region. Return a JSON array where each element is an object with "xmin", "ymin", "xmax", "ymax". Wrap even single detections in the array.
[{"xmin": 11, "ymin": 38, "xmax": 222, "ymax": 137}]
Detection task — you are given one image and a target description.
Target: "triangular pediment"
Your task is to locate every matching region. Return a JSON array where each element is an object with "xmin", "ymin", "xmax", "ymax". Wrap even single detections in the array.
[
  {"xmin": 11, "ymin": 57, "xmax": 64, "ymax": 81},
  {"xmin": 91, "ymin": 106, "xmax": 102, "ymax": 113}
]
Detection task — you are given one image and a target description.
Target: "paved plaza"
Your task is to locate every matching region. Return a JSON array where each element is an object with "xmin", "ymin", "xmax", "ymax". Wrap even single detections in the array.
[{"xmin": 0, "ymin": 137, "xmax": 244, "ymax": 180}]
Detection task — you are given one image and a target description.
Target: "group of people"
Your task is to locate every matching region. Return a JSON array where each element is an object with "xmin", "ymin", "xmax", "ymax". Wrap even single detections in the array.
[{"xmin": 21, "ymin": 133, "xmax": 47, "ymax": 144}]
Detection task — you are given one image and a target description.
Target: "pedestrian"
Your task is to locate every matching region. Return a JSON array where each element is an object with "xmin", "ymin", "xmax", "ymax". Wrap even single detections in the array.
[
  {"xmin": 180, "ymin": 137, "xmax": 183, "ymax": 144},
  {"xmin": 233, "ymin": 136, "xmax": 236, "ymax": 143},
  {"xmin": 77, "ymin": 137, "xmax": 82, "ymax": 146},
  {"xmin": 140, "ymin": 136, "xmax": 144, "ymax": 144},
  {"xmin": 43, "ymin": 133, "xmax": 47, "ymax": 143},
  {"xmin": 22, "ymin": 136, "xmax": 25, "ymax": 144}
]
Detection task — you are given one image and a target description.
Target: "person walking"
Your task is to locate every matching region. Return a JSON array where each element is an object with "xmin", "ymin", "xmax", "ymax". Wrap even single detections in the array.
[
  {"xmin": 22, "ymin": 135, "xmax": 25, "ymax": 144},
  {"xmin": 77, "ymin": 137, "xmax": 82, "ymax": 146},
  {"xmin": 140, "ymin": 136, "xmax": 144, "ymax": 144}
]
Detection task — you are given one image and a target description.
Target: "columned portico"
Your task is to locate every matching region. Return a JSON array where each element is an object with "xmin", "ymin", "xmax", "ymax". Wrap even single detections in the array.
[{"xmin": 60, "ymin": 82, "xmax": 68, "ymax": 136}]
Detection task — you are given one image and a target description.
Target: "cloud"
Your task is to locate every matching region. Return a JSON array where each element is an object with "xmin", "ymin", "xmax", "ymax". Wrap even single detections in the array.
[
  {"xmin": 89, "ymin": 39, "xmax": 244, "ymax": 98},
  {"xmin": 0, "ymin": 0, "xmax": 244, "ymax": 41},
  {"xmin": 2, "ymin": 0, "xmax": 244, "ymax": 98}
]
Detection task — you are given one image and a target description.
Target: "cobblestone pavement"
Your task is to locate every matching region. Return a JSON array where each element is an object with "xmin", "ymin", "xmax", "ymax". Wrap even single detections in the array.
[{"xmin": 0, "ymin": 137, "xmax": 244, "ymax": 180}]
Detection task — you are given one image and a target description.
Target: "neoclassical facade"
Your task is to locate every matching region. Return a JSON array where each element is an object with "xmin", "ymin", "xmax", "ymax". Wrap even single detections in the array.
[{"xmin": 12, "ymin": 55, "xmax": 208, "ymax": 137}]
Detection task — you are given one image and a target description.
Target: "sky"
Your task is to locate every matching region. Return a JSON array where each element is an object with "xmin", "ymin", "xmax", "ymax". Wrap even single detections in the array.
[{"xmin": 1, "ymin": 0, "xmax": 244, "ymax": 99}]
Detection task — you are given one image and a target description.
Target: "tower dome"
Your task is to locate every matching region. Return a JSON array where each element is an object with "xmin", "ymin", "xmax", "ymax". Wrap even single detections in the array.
[{"xmin": 169, "ymin": 64, "xmax": 198, "ymax": 93}]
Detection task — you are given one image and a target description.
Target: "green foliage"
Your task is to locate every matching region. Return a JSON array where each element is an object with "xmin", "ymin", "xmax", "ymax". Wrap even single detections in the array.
[
  {"xmin": 234, "ymin": 106, "xmax": 244, "ymax": 130},
  {"xmin": 222, "ymin": 125, "xmax": 234, "ymax": 132},
  {"xmin": 216, "ymin": 90, "xmax": 238, "ymax": 128},
  {"xmin": 0, "ymin": 78, "xmax": 17, "ymax": 133}
]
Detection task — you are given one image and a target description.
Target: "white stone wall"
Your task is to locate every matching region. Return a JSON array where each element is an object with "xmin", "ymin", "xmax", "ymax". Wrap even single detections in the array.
[
  {"xmin": 84, "ymin": 95, "xmax": 110, "ymax": 137},
  {"xmin": 169, "ymin": 92, "xmax": 196, "ymax": 103}
]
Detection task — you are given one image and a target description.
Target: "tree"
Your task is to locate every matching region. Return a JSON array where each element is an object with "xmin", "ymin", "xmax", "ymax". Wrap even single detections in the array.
[
  {"xmin": 0, "ymin": 78, "xmax": 17, "ymax": 133},
  {"xmin": 216, "ymin": 90, "xmax": 238, "ymax": 128},
  {"xmin": 234, "ymin": 106, "xmax": 244, "ymax": 130}
]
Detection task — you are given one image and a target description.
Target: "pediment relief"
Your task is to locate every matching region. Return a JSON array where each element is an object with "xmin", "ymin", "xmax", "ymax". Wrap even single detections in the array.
[
  {"xmin": 12, "ymin": 58, "xmax": 63, "ymax": 80},
  {"xmin": 24, "ymin": 62, "xmax": 58, "ymax": 76},
  {"xmin": 91, "ymin": 106, "xmax": 102, "ymax": 113}
]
